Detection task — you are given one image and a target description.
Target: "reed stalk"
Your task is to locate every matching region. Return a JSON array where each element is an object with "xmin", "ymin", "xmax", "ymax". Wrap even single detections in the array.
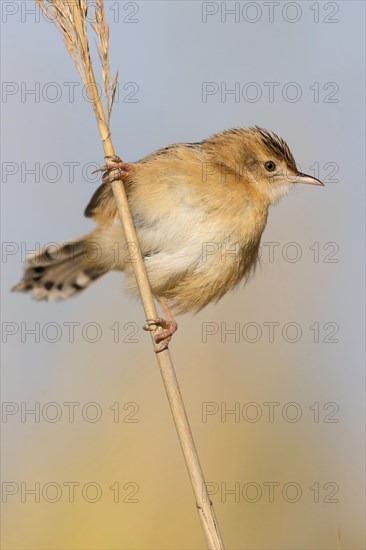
[{"xmin": 34, "ymin": 2, "xmax": 224, "ymax": 547}]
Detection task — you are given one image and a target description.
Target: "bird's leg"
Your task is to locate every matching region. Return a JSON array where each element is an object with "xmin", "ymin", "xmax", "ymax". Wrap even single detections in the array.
[
  {"xmin": 143, "ymin": 297, "xmax": 178, "ymax": 351},
  {"xmin": 92, "ymin": 155, "xmax": 133, "ymax": 184}
]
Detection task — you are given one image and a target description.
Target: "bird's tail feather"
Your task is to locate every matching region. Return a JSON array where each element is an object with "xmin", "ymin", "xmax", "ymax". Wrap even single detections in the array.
[{"xmin": 12, "ymin": 236, "xmax": 107, "ymax": 301}]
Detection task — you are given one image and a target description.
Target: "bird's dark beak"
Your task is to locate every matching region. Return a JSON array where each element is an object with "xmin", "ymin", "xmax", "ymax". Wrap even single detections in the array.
[{"xmin": 295, "ymin": 172, "xmax": 325, "ymax": 186}]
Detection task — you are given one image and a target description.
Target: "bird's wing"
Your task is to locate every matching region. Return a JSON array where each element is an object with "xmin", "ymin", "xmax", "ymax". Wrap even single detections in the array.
[
  {"xmin": 84, "ymin": 143, "xmax": 203, "ymax": 224},
  {"xmin": 84, "ymin": 180, "xmax": 117, "ymax": 223}
]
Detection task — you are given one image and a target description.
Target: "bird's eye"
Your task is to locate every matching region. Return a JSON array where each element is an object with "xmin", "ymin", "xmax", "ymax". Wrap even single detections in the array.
[{"xmin": 264, "ymin": 161, "xmax": 276, "ymax": 172}]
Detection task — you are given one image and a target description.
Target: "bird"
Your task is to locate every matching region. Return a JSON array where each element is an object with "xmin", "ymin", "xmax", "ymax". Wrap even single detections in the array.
[{"xmin": 13, "ymin": 127, "xmax": 324, "ymax": 348}]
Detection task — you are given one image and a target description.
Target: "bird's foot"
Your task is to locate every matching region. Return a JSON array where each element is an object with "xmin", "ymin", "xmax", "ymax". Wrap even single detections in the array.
[
  {"xmin": 93, "ymin": 155, "xmax": 133, "ymax": 184},
  {"xmin": 143, "ymin": 317, "xmax": 178, "ymax": 352}
]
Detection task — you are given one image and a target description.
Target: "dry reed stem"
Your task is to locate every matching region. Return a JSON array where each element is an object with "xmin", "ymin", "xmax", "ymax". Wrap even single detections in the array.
[{"xmin": 33, "ymin": 2, "xmax": 225, "ymax": 548}]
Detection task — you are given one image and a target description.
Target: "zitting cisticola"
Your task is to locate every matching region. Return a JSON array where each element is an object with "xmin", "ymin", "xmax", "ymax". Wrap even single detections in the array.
[{"xmin": 13, "ymin": 127, "xmax": 323, "ymax": 346}]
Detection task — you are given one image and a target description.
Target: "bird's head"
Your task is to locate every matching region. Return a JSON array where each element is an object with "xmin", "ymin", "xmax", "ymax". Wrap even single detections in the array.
[{"xmin": 206, "ymin": 126, "xmax": 324, "ymax": 205}]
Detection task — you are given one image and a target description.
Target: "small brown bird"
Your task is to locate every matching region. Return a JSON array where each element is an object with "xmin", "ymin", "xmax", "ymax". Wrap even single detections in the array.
[{"xmin": 13, "ymin": 127, "xmax": 323, "ymax": 346}]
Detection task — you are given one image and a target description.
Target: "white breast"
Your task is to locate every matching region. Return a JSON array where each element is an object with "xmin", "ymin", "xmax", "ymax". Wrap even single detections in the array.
[{"xmin": 107, "ymin": 191, "xmax": 255, "ymax": 297}]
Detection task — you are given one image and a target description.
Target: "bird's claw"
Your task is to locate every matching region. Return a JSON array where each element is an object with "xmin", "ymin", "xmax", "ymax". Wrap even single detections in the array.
[
  {"xmin": 143, "ymin": 317, "xmax": 178, "ymax": 351},
  {"xmin": 92, "ymin": 155, "xmax": 133, "ymax": 184}
]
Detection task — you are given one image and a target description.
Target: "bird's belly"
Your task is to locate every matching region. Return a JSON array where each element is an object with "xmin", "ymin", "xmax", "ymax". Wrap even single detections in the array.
[
  {"xmin": 115, "ymin": 204, "xmax": 262, "ymax": 312},
  {"xmin": 107, "ymin": 196, "xmax": 264, "ymax": 311},
  {"xmin": 138, "ymin": 210, "xmax": 217, "ymax": 273}
]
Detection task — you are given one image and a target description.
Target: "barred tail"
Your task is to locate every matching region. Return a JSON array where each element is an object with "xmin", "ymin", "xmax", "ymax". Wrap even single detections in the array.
[{"xmin": 12, "ymin": 236, "xmax": 107, "ymax": 301}]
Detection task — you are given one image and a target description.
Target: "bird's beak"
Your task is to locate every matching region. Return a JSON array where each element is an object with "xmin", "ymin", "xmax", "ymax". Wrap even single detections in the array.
[{"xmin": 295, "ymin": 172, "xmax": 325, "ymax": 186}]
